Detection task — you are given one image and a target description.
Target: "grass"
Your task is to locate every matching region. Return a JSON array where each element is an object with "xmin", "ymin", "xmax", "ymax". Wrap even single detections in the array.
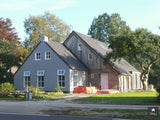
[
  {"xmin": 41, "ymin": 107, "xmax": 160, "ymax": 120},
  {"xmin": 74, "ymin": 91, "xmax": 158, "ymax": 104},
  {"xmin": 0, "ymin": 92, "xmax": 68, "ymax": 101}
]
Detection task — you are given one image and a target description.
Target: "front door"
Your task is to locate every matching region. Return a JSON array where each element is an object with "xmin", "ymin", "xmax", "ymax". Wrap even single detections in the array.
[{"xmin": 101, "ymin": 73, "xmax": 108, "ymax": 90}]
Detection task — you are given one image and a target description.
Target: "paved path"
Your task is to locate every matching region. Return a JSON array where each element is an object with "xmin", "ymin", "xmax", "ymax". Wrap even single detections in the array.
[{"xmin": 0, "ymin": 94, "xmax": 159, "ymax": 114}]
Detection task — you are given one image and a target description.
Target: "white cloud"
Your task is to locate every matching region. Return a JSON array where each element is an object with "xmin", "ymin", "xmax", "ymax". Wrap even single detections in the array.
[
  {"xmin": 43, "ymin": 0, "xmax": 77, "ymax": 11},
  {"xmin": 0, "ymin": 0, "xmax": 77, "ymax": 12}
]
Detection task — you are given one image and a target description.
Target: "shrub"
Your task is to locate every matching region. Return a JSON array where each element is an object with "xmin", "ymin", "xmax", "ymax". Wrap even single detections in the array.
[
  {"xmin": 155, "ymin": 84, "xmax": 160, "ymax": 101},
  {"xmin": 55, "ymin": 84, "xmax": 62, "ymax": 92},
  {"xmin": 28, "ymin": 86, "xmax": 42, "ymax": 94},
  {"xmin": 0, "ymin": 82, "xmax": 15, "ymax": 92}
]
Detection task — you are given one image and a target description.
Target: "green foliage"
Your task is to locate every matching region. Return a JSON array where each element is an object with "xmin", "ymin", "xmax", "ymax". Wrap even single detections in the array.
[
  {"xmin": 24, "ymin": 12, "xmax": 71, "ymax": 49},
  {"xmin": 106, "ymin": 28, "xmax": 160, "ymax": 90},
  {"xmin": 28, "ymin": 86, "xmax": 42, "ymax": 94},
  {"xmin": 0, "ymin": 82, "xmax": 15, "ymax": 92},
  {"xmin": 155, "ymin": 84, "xmax": 160, "ymax": 101},
  {"xmin": 88, "ymin": 13, "xmax": 130, "ymax": 42},
  {"xmin": 0, "ymin": 17, "xmax": 21, "ymax": 83},
  {"xmin": 74, "ymin": 91, "xmax": 157, "ymax": 104},
  {"xmin": 55, "ymin": 84, "xmax": 62, "ymax": 92}
]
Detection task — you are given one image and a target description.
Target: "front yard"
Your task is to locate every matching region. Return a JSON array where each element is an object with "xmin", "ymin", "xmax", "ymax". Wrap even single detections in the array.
[
  {"xmin": 0, "ymin": 92, "xmax": 68, "ymax": 101},
  {"xmin": 74, "ymin": 90, "xmax": 158, "ymax": 104}
]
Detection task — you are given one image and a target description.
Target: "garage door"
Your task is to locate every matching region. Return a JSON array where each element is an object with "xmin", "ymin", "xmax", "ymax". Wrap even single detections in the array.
[{"xmin": 101, "ymin": 73, "xmax": 108, "ymax": 90}]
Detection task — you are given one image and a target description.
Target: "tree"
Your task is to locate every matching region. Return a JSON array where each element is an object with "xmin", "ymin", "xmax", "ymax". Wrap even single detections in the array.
[
  {"xmin": 88, "ymin": 13, "xmax": 130, "ymax": 42},
  {"xmin": 106, "ymin": 28, "xmax": 160, "ymax": 90},
  {"xmin": 0, "ymin": 17, "xmax": 20, "ymax": 43},
  {"xmin": 0, "ymin": 17, "xmax": 21, "ymax": 83},
  {"xmin": 24, "ymin": 12, "xmax": 71, "ymax": 49}
]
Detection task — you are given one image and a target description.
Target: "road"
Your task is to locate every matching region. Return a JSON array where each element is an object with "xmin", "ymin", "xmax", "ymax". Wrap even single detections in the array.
[{"xmin": 0, "ymin": 113, "xmax": 113, "ymax": 120}]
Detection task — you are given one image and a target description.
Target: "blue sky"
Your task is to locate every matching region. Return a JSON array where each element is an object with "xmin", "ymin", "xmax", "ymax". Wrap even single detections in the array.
[{"xmin": 0, "ymin": 0, "xmax": 160, "ymax": 42}]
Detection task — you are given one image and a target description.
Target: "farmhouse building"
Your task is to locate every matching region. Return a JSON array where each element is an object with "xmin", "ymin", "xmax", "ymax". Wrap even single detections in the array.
[{"xmin": 14, "ymin": 31, "xmax": 142, "ymax": 93}]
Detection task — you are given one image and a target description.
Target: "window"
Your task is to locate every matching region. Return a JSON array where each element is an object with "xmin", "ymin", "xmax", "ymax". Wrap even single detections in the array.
[
  {"xmin": 58, "ymin": 75, "xmax": 65, "ymax": 87},
  {"xmin": 38, "ymin": 76, "xmax": 44, "ymax": 88},
  {"xmin": 73, "ymin": 70, "xmax": 78, "ymax": 76},
  {"xmin": 37, "ymin": 70, "xmax": 44, "ymax": 88},
  {"xmin": 24, "ymin": 71, "xmax": 30, "ymax": 87},
  {"xmin": 91, "ymin": 74, "xmax": 94, "ymax": 78},
  {"xmin": 88, "ymin": 53, "xmax": 93, "ymax": 61},
  {"xmin": 57, "ymin": 69, "xmax": 65, "ymax": 75},
  {"xmin": 45, "ymin": 51, "xmax": 51, "ymax": 60},
  {"xmin": 57, "ymin": 69, "xmax": 65, "ymax": 88},
  {"xmin": 24, "ymin": 76, "xmax": 30, "ymax": 87},
  {"xmin": 35, "ymin": 52, "xmax": 40, "ymax": 60},
  {"xmin": 78, "ymin": 43, "xmax": 82, "ymax": 51}
]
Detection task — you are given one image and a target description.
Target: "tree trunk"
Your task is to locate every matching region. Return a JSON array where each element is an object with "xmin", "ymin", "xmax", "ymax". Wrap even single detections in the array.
[
  {"xmin": 141, "ymin": 73, "xmax": 148, "ymax": 91},
  {"xmin": 142, "ymin": 78, "xmax": 148, "ymax": 91}
]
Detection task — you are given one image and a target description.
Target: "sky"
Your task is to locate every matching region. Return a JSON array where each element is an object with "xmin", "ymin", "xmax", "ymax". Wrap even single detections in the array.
[{"xmin": 0, "ymin": 0, "xmax": 160, "ymax": 42}]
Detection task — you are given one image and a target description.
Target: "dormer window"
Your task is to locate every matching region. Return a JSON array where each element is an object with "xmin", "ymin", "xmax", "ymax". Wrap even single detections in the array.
[
  {"xmin": 35, "ymin": 52, "xmax": 40, "ymax": 60},
  {"xmin": 45, "ymin": 51, "xmax": 51, "ymax": 60},
  {"xmin": 78, "ymin": 43, "xmax": 82, "ymax": 51},
  {"xmin": 88, "ymin": 53, "xmax": 93, "ymax": 61}
]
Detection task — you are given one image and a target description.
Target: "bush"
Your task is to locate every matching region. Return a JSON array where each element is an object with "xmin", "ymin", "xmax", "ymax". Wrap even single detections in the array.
[
  {"xmin": 0, "ymin": 82, "xmax": 15, "ymax": 92},
  {"xmin": 28, "ymin": 86, "xmax": 42, "ymax": 94},
  {"xmin": 55, "ymin": 84, "xmax": 62, "ymax": 92},
  {"xmin": 156, "ymin": 84, "xmax": 160, "ymax": 101}
]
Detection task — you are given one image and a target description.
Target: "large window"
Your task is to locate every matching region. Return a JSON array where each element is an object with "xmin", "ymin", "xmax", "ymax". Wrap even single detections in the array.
[
  {"xmin": 35, "ymin": 52, "xmax": 40, "ymax": 60},
  {"xmin": 45, "ymin": 51, "xmax": 51, "ymax": 60},
  {"xmin": 37, "ymin": 70, "xmax": 44, "ymax": 88},
  {"xmin": 24, "ymin": 71, "xmax": 30, "ymax": 87},
  {"xmin": 57, "ymin": 70, "xmax": 65, "ymax": 88}
]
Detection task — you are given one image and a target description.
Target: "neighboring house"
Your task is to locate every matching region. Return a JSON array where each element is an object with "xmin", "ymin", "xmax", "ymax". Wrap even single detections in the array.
[{"xmin": 14, "ymin": 31, "xmax": 142, "ymax": 93}]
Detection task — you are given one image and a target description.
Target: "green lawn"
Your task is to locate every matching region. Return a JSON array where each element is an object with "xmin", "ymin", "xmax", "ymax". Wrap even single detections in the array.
[
  {"xmin": 0, "ymin": 92, "xmax": 68, "ymax": 101},
  {"xmin": 74, "ymin": 91, "xmax": 158, "ymax": 104}
]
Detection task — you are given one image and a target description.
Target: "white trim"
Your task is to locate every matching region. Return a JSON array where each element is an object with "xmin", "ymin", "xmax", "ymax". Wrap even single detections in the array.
[
  {"xmin": 45, "ymin": 51, "xmax": 51, "ymax": 60},
  {"xmin": 24, "ymin": 71, "xmax": 30, "ymax": 76},
  {"xmin": 57, "ymin": 69, "xmax": 65, "ymax": 75},
  {"xmin": 37, "ymin": 70, "xmax": 45, "ymax": 76},
  {"xmin": 57, "ymin": 74, "xmax": 65, "ymax": 88}
]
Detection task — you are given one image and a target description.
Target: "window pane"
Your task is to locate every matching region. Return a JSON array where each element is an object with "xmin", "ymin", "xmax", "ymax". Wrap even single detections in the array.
[{"xmin": 62, "ymin": 82, "xmax": 65, "ymax": 87}]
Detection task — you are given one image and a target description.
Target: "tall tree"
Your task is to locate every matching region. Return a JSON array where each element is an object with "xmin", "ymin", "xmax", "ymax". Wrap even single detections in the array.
[
  {"xmin": 0, "ymin": 17, "xmax": 20, "ymax": 43},
  {"xmin": 24, "ymin": 12, "xmax": 71, "ymax": 49},
  {"xmin": 88, "ymin": 13, "xmax": 130, "ymax": 42},
  {"xmin": 106, "ymin": 28, "xmax": 160, "ymax": 90},
  {"xmin": 0, "ymin": 17, "xmax": 21, "ymax": 83}
]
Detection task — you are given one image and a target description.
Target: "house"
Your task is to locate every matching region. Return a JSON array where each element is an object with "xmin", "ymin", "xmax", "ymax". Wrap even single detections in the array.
[{"xmin": 14, "ymin": 31, "xmax": 142, "ymax": 93}]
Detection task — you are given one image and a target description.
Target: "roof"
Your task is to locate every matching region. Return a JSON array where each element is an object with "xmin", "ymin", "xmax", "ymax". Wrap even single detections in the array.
[
  {"xmin": 70, "ymin": 31, "xmax": 139, "ymax": 75},
  {"xmin": 46, "ymin": 41, "xmax": 87, "ymax": 70}
]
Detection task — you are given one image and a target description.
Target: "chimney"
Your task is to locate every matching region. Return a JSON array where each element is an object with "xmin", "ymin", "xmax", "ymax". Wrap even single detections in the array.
[{"xmin": 40, "ymin": 36, "xmax": 48, "ymax": 42}]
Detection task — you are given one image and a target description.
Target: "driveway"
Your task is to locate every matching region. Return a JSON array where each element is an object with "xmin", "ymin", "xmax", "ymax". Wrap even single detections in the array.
[{"xmin": 0, "ymin": 94, "xmax": 159, "ymax": 114}]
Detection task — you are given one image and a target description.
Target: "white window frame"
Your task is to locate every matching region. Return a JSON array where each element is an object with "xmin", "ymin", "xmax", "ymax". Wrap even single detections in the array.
[
  {"xmin": 45, "ymin": 51, "xmax": 51, "ymax": 60},
  {"xmin": 78, "ymin": 43, "xmax": 82, "ymax": 51},
  {"xmin": 57, "ymin": 69, "xmax": 65, "ymax": 88},
  {"xmin": 24, "ymin": 71, "xmax": 31, "ymax": 87},
  {"xmin": 57, "ymin": 75, "xmax": 65, "ymax": 88},
  {"xmin": 35, "ymin": 52, "xmax": 41, "ymax": 60},
  {"xmin": 88, "ymin": 53, "xmax": 93, "ymax": 61},
  {"xmin": 37, "ymin": 70, "xmax": 45, "ymax": 88}
]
